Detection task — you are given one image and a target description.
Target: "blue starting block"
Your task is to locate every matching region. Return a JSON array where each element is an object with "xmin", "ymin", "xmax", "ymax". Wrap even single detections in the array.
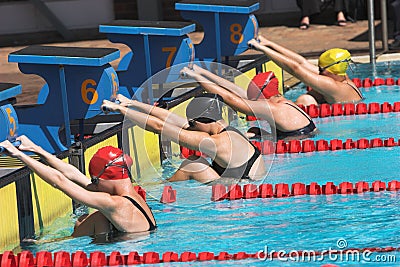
[
  {"xmin": 8, "ymin": 45, "xmax": 120, "ymax": 153},
  {"xmin": 0, "ymin": 83, "xmax": 22, "ymax": 146},
  {"xmin": 99, "ymin": 20, "xmax": 196, "ymax": 101},
  {"xmin": 175, "ymin": 0, "xmax": 259, "ymax": 62}
]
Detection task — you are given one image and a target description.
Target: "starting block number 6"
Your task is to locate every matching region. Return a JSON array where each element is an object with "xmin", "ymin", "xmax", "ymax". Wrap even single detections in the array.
[
  {"xmin": 81, "ymin": 73, "xmax": 119, "ymax": 105},
  {"xmin": 230, "ymin": 23, "xmax": 244, "ymax": 44}
]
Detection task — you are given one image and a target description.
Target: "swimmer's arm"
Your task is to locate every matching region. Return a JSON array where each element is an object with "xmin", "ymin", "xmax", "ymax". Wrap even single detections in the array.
[
  {"xmin": 8, "ymin": 149, "xmax": 119, "ymax": 211},
  {"xmin": 197, "ymin": 78, "xmax": 257, "ymax": 116},
  {"xmin": 254, "ymin": 36, "xmax": 319, "ymax": 74},
  {"xmin": 114, "ymin": 96, "xmax": 189, "ymax": 129},
  {"xmin": 248, "ymin": 42, "xmax": 317, "ymax": 86},
  {"xmin": 298, "ymin": 70, "xmax": 341, "ymax": 97},
  {"xmin": 192, "ymin": 65, "xmax": 248, "ymax": 98},
  {"xmin": 5, "ymin": 146, "xmax": 90, "ymax": 195},
  {"xmin": 15, "ymin": 136, "xmax": 90, "ymax": 187}
]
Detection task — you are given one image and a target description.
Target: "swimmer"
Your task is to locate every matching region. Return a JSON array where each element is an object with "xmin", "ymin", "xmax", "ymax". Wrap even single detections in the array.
[
  {"xmin": 0, "ymin": 136, "xmax": 156, "ymax": 238},
  {"xmin": 248, "ymin": 35, "xmax": 363, "ymax": 106},
  {"xmin": 101, "ymin": 93, "xmax": 267, "ymax": 184},
  {"xmin": 180, "ymin": 65, "xmax": 317, "ymax": 140}
]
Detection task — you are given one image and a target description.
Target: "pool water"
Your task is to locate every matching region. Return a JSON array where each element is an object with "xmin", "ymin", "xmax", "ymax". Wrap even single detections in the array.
[{"xmin": 18, "ymin": 62, "xmax": 400, "ymax": 266}]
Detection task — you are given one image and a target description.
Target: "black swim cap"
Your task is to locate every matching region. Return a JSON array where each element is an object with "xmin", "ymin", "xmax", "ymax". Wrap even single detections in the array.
[{"xmin": 186, "ymin": 93, "xmax": 224, "ymax": 123}]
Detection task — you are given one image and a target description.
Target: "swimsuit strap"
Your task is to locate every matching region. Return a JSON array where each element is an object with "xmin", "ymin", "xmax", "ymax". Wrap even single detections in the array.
[
  {"xmin": 214, "ymin": 126, "xmax": 261, "ymax": 179},
  {"xmin": 241, "ymin": 145, "xmax": 261, "ymax": 179},
  {"xmin": 123, "ymin": 196, "xmax": 157, "ymax": 231},
  {"xmin": 222, "ymin": 126, "xmax": 260, "ymax": 151},
  {"xmin": 343, "ymin": 80, "xmax": 363, "ymax": 99},
  {"xmin": 284, "ymin": 102, "xmax": 313, "ymax": 122}
]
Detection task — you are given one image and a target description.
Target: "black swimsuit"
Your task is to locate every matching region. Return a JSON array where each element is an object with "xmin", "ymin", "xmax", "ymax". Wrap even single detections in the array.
[
  {"xmin": 276, "ymin": 102, "xmax": 316, "ymax": 139},
  {"xmin": 210, "ymin": 126, "xmax": 261, "ymax": 180},
  {"xmin": 109, "ymin": 196, "xmax": 157, "ymax": 234},
  {"xmin": 123, "ymin": 196, "xmax": 157, "ymax": 231}
]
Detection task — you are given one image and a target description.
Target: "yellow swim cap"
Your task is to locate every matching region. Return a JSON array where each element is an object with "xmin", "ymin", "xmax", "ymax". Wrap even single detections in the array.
[{"xmin": 318, "ymin": 48, "xmax": 351, "ymax": 76}]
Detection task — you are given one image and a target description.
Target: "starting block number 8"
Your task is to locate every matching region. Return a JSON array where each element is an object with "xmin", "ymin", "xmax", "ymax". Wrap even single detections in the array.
[
  {"xmin": 230, "ymin": 23, "xmax": 244, "ymax": 44},
  {"xmin": 0, "ymin": 104, "xmax": 19, "ymax": 141}
]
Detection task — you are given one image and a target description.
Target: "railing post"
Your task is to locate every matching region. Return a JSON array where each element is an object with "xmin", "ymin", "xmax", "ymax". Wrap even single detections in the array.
[
  {"xmin": 68, "ymin": 141, "xmax": 88, "ymax": 214},
  {"xmin": 380, "ymin": 0, "xmax": 389, "ymax": 51},
  {"xmin": 367, "ymin": 0, "xmax": 376, "ymax": 73}
]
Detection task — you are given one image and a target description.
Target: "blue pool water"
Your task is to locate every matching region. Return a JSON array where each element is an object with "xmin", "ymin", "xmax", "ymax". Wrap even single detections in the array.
[{"xmin": 18, "ymin": 62, "xmax": 400, "ymax": 266}]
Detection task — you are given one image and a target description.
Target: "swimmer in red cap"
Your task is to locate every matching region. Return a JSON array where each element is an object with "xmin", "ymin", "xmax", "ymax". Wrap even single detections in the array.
[
  {"xmin": 248, "ymin": 35, "xmax": 362, "ymax": 106},
  {"xmin": 102, "ymin": 93, "xmax": 267, "ymax": 184},
  {"xmin": 0, "ymin": 135, "xmax": 156, "ymax": 238},
  {"xmin": 180, "ymin": 65, "xmax": 317, "ymax": 140}
]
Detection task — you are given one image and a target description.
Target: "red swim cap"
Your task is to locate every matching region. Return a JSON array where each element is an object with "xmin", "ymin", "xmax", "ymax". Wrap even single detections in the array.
[
  {"xmin": 247, "ymin": 71, "xmax": 279, "ymax": 100},
  {"xmin": 89, "ymin": 146, "xmax": 133, "ymax": 180}
]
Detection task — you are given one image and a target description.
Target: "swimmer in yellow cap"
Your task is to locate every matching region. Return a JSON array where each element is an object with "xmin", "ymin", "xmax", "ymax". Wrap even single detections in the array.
[
  {"xmin": 248, "ymin": 35, "xmax": 363, "ymax": 106},
  {"xmin": 0, "ymin": 136, "xmax": 156, "ymax": 238}
]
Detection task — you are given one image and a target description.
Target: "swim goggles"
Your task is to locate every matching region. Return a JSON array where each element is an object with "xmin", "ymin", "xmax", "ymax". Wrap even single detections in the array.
[
  {"xmin": 254, "ymin": 71, "xmax": 275, "ymax": 100},
  {"xmin": 91, "ymin": 154, "xmax": 131, "ymax": 185},
  {"xmin": 318, "ymin": 57, "xmax": 352, "ymax": 75}
]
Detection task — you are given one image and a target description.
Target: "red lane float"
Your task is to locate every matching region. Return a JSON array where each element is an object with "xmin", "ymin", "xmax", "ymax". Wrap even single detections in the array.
[
  {"xmin": 252, "ymin": 137, "xmax": 399, "ymax": 155},
  {"xmin": 352, "ymin": 77, "xmax": 400, "ymax": 87},
  {"xmin": 2, "ymin": 246, "xmax": 399, "ymax": 267},
  {"xmin": 182, "ymin": 136, "xmax": 399, "ymax": 158},
  {"xmin": 244, "ymin": 101, "xmax": 400, "ymax": 120},
  {"xmin": 160, "ymin": 185, "xmax": 177, "ymax": 203},
  {"xmin": 211, "ymin": 180, "xmax": 400, "ymax": 202}
]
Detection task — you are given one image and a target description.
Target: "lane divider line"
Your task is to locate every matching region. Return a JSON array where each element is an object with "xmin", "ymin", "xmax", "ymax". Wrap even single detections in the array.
[
  {"xmin": 211, "ymin": 180, "xmax": 400, "ymax": 202},
  {"xmin": 181, "ymin": 137, "xmax": 399, "ymax": 157},
  {"xmin": 3, "ymin": 246, "xmax": 399, "ymax": 266}
]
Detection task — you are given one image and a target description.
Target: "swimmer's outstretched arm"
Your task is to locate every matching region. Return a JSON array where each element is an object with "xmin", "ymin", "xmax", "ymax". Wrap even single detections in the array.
[
  {"xmin": 0, "ymin": 138, "xmax": 115, "ymax": 210},
  {"xmin": 101, "ymin": 100, "xmax": 215, "ymax": 153},
  {"xmin": 7, "ymin": 136, "xmax": 90, "ymax": 187},
  {"xmin": 253, "ymin": 35, "xmax": 318, "ymax": 74},
  {"xmin": 249, "ymin": 39, "xmax": 344, "ymax": 97},
  {"xmin": 191, "ymin": 64, "xmax": 247, "ymax": 99},
  {"xmin": 181, "ymin": 67, "xmax": 273, "ymax": 121},
  {"xmin": 115, "ymin": 94, "xmax": 189, "ymax": 129}
]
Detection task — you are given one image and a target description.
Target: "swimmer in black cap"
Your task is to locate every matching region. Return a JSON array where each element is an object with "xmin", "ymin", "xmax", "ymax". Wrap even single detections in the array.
[
  {"xmin": 181, "ymin": 65, "xmax": 317, "ymax": 140},
  {"xmin": 102, "ymin": 94, "xmax": 266, "ymax": 184}
]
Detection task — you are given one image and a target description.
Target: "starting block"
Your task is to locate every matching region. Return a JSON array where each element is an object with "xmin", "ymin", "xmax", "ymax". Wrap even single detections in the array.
[
  {"xmin": 100, "ymin": 20, "xmax": 195, "ymax": 101},
  {"xmin": 175, "ymin": 0, "xmax": 259, "ymax": 62},
  {"xmin": 8, "ymin": 45, "xmax": 120, "ymax": 153},
  {"xmin": 0, "ymin": 83, "xmax": 21, "ymax": 145}
]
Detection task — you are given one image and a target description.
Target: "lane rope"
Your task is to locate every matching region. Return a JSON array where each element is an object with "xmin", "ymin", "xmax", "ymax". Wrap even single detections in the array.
[
  {"xmin": 210, "ymin": 180, "xmax": 400, "ymax": 201},
  {"xmin": 181, "ymin": 137, "xmax": 399, "ymax": 157},
  {"xmin": 2, "ymin": 246, "xmax": 399, "ymax": 266}
]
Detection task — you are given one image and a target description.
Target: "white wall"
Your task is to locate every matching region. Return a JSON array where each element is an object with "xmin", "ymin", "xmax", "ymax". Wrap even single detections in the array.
[{"xmin": 0, "ymin": 0, "xmax": 114, "ymax": 35}]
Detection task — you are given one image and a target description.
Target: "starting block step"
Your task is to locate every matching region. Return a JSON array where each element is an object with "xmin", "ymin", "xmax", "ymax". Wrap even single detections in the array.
[
  {"xmin": 0, "ymin": 83, "xmax": 22, "ymax": 103},
  {"xmin": 100, "ymin": 20, "xmax": 195, "ymax": 101},
  {"xmin": 175, "ymin": 0, "xmax": 259, "ymax": 61},
  {"xmin": 8, "ymin": 45, "xmax": 121, "ymax": 153}
]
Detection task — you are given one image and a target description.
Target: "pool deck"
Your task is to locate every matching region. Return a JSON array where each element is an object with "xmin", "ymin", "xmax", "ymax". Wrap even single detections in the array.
[{"xmin": 1, "ymin": 19, "xmax": 400, "ymax": 104}]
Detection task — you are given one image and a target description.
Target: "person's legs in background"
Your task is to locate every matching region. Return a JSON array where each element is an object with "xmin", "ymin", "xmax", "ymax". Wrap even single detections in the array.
[
  {"xmin": 297, "ymin": 0, "xmax": 322, "ymax": 29},
  {"xmin": 389, "ymin": 0, "xmax": 400, "ymax": 49},
  {"xmin": 334, "ymin": 0, "xmax": 347, "ymax": 26}
]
